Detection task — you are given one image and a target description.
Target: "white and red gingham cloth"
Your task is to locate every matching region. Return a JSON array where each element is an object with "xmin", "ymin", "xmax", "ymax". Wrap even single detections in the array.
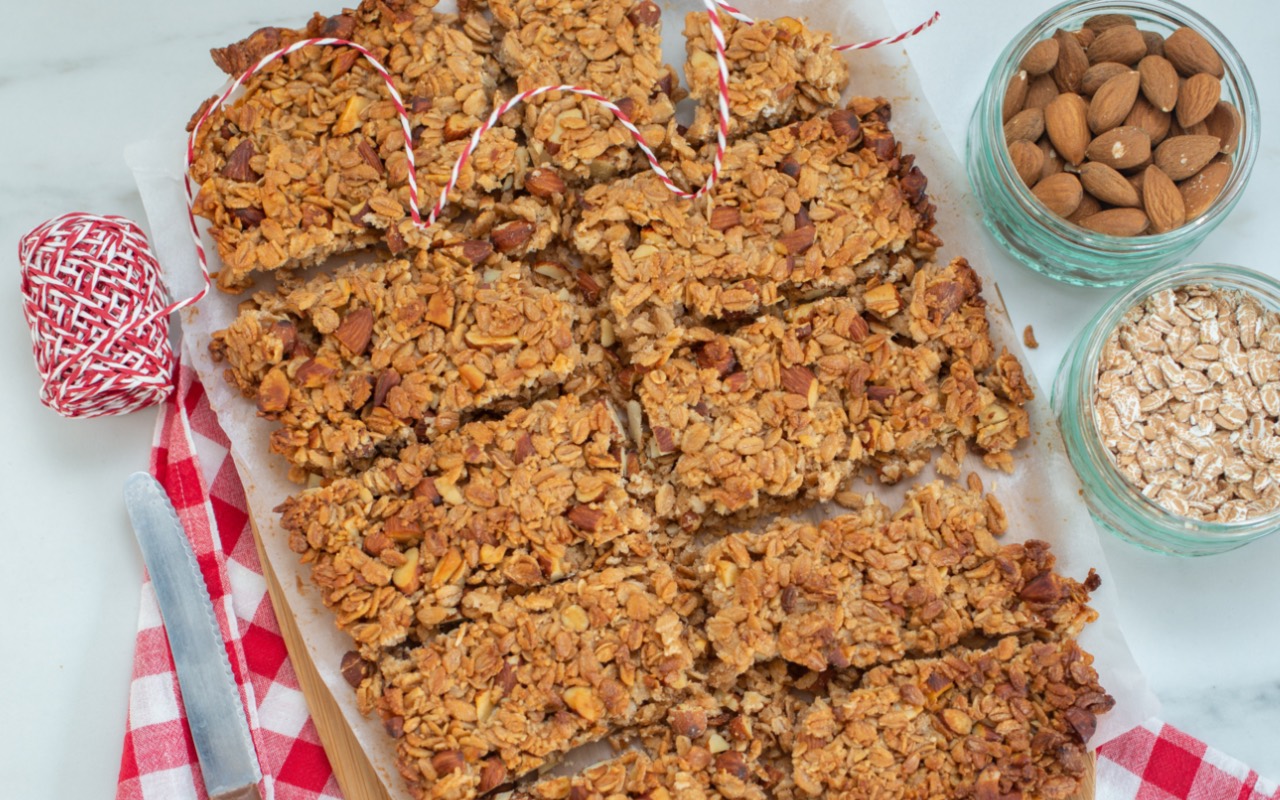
[{"xmin": 118, "ymin": 358, "xmax": 1280, "ymax": 800}]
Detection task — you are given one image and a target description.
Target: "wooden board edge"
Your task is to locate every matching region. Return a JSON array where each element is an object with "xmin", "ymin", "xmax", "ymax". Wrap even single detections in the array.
[{"xmin": 251, "ymin": 521, "xmax": 392, "ymax": 800}]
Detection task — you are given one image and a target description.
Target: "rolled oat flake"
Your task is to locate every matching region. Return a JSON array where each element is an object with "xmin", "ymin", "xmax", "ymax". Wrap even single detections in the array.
[{"xmin": 1093, "ymin": 284, "xmax": 1280, "ymax": 521}]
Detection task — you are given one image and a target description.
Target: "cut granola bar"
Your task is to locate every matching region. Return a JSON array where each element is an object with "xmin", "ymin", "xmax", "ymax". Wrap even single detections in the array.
[
  {"xmin": 489, "ymin": 0, "xmax": 680, "ymax": 184},
  {"xmin": 683, "ymin": 13, "xmax": 848, "ymax": 140},
  {"xmin": 357, "ymin": 564, "xmax": 700, "ymax": 799},
  {"xmin": 791, "ymin": 637, "xmax": 1114, "ymax": 798},
  {"xmin": 700, "ymin": 482, "xmax": 1100, "ymax": 681},
  {"xmin": 190, "ymin": 0, "xmax": 520, "ymax": 289},
  {"xmin": 278, "ymin": 394, "xmax": 660, "ymax": 654},
  {"xmin": 634, "ymin": 259, "xmax": 1031, "ymax": 525},
  {"xmin": 210, "ymin": 249, "xmax": 578, "ymax": 480},
  {"xmin": 573, "ymin": 109, "xmax": 938, "ymax": 365}
]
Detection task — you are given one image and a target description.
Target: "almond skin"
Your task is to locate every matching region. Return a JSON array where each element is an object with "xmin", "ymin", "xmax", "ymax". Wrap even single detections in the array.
[
  {"xmin": 1088, "ymin": 70, "xmax": 1140, "ymax": 133},
  {"xmin": 1020, "ymin": 38, "xmax": 1060, "ymax": 75},
  {"xmin": 1176, "ymin": 72, "xmax": 1220, "ymax": 128},
  {"xmin": 1141, "ymin": 30, "xmax": 1165, "ymax": 58},
  {"xmin": 1045, "ymin": 92, "xmax": 1091, "ymax": 166},
  {"xmin": 1081, "ymin": 61, "xmax": 1131, "ymax": 96},
  {"xmin": 1084, "ymin": 13, "xmax": 1137, "ymax": 33},
  {"xmin": 1125, "ymin": 95, "xmax": 1172, "ymax": 146},
  {"xmin": 1179, "ymin": 159, "xmax": 1230, "ymax": 218},
  {"xmin": 1032, "ymin": 172, "xmax": 1084, "ymax": 218},
  {"xmin": 1153, "ymin": 134, "xmax": 1220, "ymax": 180},
  {"xmin": 1004, "ymin": 70, "xmax": 1030, "ymax": 122},
  {"xmin": 1079, "ymin": 161, "xmax": 1140, "ymax": 207},
  {"xmin": 1086, "ymin": 126, "xmax": 1151, "ymax": 170},
  {"xmin": 1025, "ymin": 74, "xmax": 1061, "ymax": 110},
  {"xmin": 1137, "ymin": 55, "xmax": 1179, "ymax": 113},
  {"xmin": 1053, "ymin": 28, "xmax": 1089, "ymax": 93},
  {"xmin": 1008, "ymin": 139, "xmax": 1045, "ymax": 187},
  {"xmin": 1079, "ymin": 207, "xmax": 1150, "ymax": 236},
  {"xmin": 1087, "ymin": 25, "xmax": 1147, "ymax": 66},
  {"xmin": 1164, "ymin": 26, "xmax": 1224, "ymax": 78},
  {"xmin": 1066, "ymin": 192, "xmax": 1103, "ymax": 225},
  {"xmin": 1003, "ymin": 107, "xmax": 1045, "ymax": 144},
  {"xmin": 1142, "ymin": 165, "xmax": 1186, "ymax": 233},
  {"xmin": 1038, "ymin": 136, "xmax": 1065, "ymax": 182},
  {"xmin": 1204, "ymin": 101, "xmax": 1241, "ymax": 154}
]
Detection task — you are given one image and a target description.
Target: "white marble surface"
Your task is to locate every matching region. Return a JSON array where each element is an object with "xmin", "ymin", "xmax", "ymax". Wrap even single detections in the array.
[{"xmin": 0, "ymin": 0, "xmax": 1276, "ymax": 796}]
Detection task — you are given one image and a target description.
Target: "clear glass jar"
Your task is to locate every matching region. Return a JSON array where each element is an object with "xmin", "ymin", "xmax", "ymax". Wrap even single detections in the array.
[
  {"xmin": 967, "ymin": 0, "xmax": 1259, "ymax": 287},
  {"xmin": 1051, "ymin": 264, "xmax": 1280, "ymax": 556}
]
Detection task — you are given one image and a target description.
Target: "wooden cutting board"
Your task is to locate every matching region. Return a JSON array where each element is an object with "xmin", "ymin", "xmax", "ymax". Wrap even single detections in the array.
[
  {"xmin": 251, "ymin": 524, "xmax": 1095, "ymax": 800},
  {"xmin": 252, "ymin": 525, "xmax": 391, "ymax": 800}
]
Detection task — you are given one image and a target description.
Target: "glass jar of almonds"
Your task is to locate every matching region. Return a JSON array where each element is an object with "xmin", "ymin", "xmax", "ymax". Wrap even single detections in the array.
[
  {"xmin": 1052, "ymin": 264, "xmax": 1280, "ymax": 555},
  {"xmin": 967, "ymin": 0, "xmax": 1258, "ymax": 287}
]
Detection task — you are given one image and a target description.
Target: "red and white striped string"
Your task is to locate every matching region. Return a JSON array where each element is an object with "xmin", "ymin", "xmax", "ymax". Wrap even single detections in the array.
[
  {"xmin": 182, "ymin": 0, "xmax": 939, "ymax": 295},
  {"xmin": 16, "ymin": 1, "xmax": 939, "ymax": 418}
]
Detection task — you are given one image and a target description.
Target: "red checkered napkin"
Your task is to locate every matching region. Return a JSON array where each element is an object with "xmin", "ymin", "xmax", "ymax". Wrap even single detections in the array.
[{"xmin": 117, "ymin": 357, "xmax": 1279, "ymax": 800}]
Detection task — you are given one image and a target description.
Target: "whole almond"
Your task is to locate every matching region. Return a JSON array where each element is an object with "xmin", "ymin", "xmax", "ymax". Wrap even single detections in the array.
[
  {"xmin": 1164, "ymin": 26, "xmax": 1223, "ymax": 78},
  {"xmin": 1179, "ymin": 159, "xmax": 1230, "ymax": 218},
  {"xmin": 1142, "ymin": 165, "xmax": 1186, "ymax": 233},
  {"xmin": 1004, "ymin": 107, "xmax": 1045, "ymax": 144},
  {"xmin": 1037, "ymin": 136, "xmax": 1065, "ymax": 181},
  {"xmin": 1025, "ymin": 74, "xmax": 1061, "ymax": 110},
  {"xmin": 1080, "ymin": 207, "xmax": 1150, "ymax": 236},
  {"xmin": 1125, "ymin": 95, "xmax": 1172, "ymax": 145},
  {"xmin": 1084, "ymin": 13, "xmax": 1137, "ymax": 33},
  {"xmin": 1088, "ymin": 70, "xmax": 1140, "ymax": 133},
  {"xmin": 1053, "ymin": 28, "xmax": 1089, "ymax": 93},
  {"xmin": 1141, "ymin": 30, "xmax": 1165, "ymax": 57},
  {"xmin": 1075, "ymin": 28, "xmax": 1096, "ymax": 49},
  {"xmin": 1137, "ymin": 55, "xmax": 1179, "ymax": 112},
  {"xmin": 1032, "ymin": 172, "xmax": 1084, "ymax": 218},
  {"xmin": 1204, "ymin": 101, "xmax": 1241, "ymax": 154},
  {"xmin": 1045, "ymin": 92, "xmax": 1091, "ymax": 165},
  {"xmin": 1153, "ymin": 134, "xmax": 1219, "ymax": 180},
  {"xmin": 1087, "ymin": 25, "xmax": 1147, "ymax": 66},
  {"xmin": 1004, "ymin": 70, "xmax": 1030, "ymax": 122},
  {"xmin": 1067, "ymin": 192, "xmax": 1103, "ymax": 225},
  {"xmin": 1020, "ymin": 39, "xmax": 1060, "ymax": 76},
  {"xmin": 1081, "ymin": 61, "xmax": 1131, "ymax": 96},
  {"xmin": 1079, "ymin": 161, "xmax": 1140, "ymax": 207},
  {"xmin": 1176, "ymin": 72, "xmax": 1220, "ymax": 128},
  {"xmin": 1008, "ymin": 139, "xmax": 1045, "ymax": 187},
  {"xmin": 1086, "ymin": 125, "xmax": 1151, "ymax": 170}
]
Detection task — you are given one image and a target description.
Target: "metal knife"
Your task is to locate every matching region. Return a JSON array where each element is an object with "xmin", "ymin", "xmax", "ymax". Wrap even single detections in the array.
[{"xmin": 124, "ymin": 472, "xmax": 263, "ymax": 800}]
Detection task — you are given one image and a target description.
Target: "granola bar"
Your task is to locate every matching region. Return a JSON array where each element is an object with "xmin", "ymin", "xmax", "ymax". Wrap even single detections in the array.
[
  {"xmin": 278, "ymin": 394, "xmax": 660, "ymax": 653},
  {"xmin": 189, "ymin": 0, "xmax": 520, "ymax": 289},
  {"xmin": 512, "ymin": 661, "xmax": 803, "ymax": 800},
  {"xmin": 700, "ymin": 482, "xmax": 1100, "ymax": 681},
  {"xmin": 489, "ymin": 0, "xmax": 680, "ymax": 184},
  {"xmin": 683, "ymin": 13, "xmax": 848, "ymax": 140},
  {"xmin": 357, "ymin": 564, "xmax": 700, "ymax": 799},
  {"xmin": 634, "ymin": 259, "xmax": 1031, "ymax": 525},
  {"xmin": 790, "ymin": 637, "xmax": 1115, "ymax": 798},
  {"xmin": 210, "ymin": 249, "xmax": 578, "ymax": 480},
  {"xmin": 573, "ymin": 108, "xmax": 938, "ymax": 365}
]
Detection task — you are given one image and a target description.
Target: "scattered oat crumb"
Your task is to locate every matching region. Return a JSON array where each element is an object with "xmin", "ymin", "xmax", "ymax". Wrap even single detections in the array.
[{"xmin": 1024, "ymin": 324, "xmax": 1040, "ymax": 349}]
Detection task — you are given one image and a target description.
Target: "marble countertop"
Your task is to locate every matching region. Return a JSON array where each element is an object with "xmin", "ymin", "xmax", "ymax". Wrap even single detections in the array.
[{"xmin": 1, "ymin": 0, "xmax": 1276, "ymax": 795}]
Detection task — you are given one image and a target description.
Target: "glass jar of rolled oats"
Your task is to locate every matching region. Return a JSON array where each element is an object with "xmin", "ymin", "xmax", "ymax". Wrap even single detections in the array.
[
  {"xmin": 1052, "ymin": 264, "xmax": 1280, "ymax": 555},
  {"xmin": 966, "ymin": 0, "xmax": 1259, "ymax": 287}
]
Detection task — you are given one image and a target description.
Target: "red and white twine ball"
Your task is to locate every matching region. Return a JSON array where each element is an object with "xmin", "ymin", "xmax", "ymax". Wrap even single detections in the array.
[{"xmin": 19, "ymin": 0, "xmax": 938, "ymax": 419}]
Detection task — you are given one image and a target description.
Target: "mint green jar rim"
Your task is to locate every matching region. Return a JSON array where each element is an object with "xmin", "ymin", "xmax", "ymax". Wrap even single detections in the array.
[
  {"xmin": 1053, "ymin": 264, "xmax": 1280, "ymax": 554},
  {"xmin": 969, "ymin": 0, "xmax": 1260, "ymax": 287}
]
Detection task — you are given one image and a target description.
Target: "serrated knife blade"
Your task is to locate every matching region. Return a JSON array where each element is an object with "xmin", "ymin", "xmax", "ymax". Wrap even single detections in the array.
[{"xmin": 124, "ymin": 472, "xmax": 262, "ymax": 800}]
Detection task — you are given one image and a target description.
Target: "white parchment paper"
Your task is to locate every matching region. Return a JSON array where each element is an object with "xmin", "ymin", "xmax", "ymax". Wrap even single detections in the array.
[{"xmin": 127, "ymin": 1, "xmax": 1160, "ymax": 795}]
